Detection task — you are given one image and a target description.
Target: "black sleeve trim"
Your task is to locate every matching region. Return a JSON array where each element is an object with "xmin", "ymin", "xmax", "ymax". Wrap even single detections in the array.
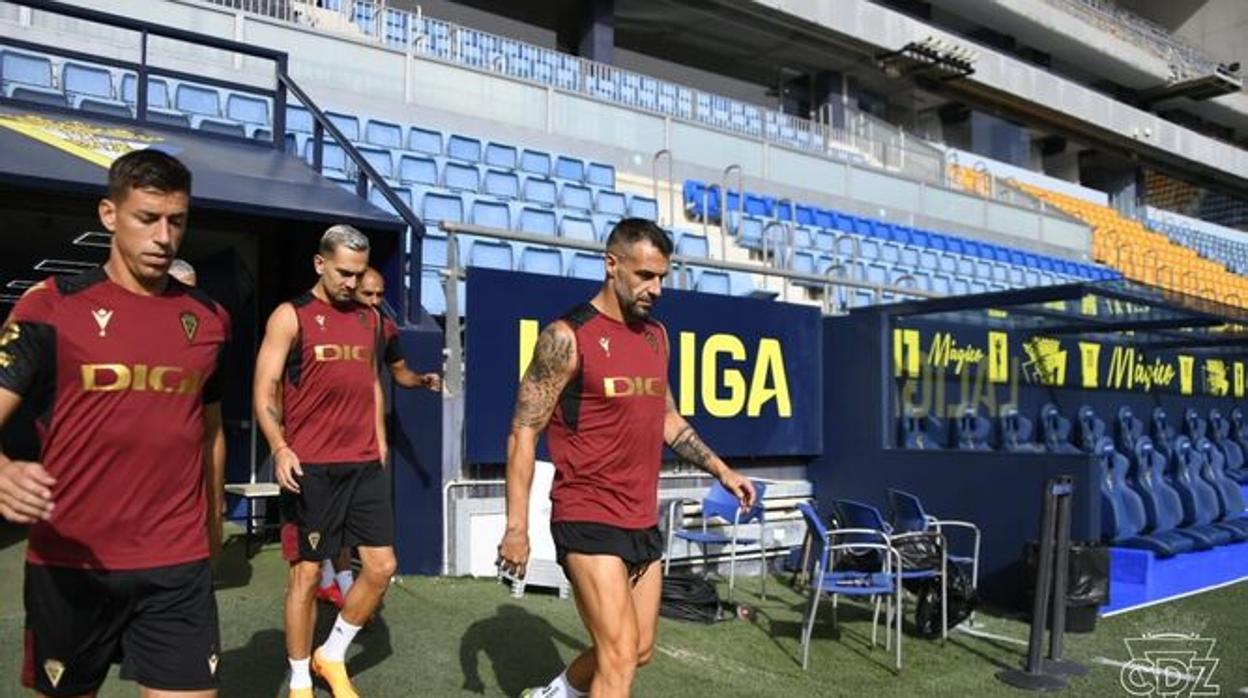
[
  {"xmin": 0, "ymin": 320, "xmax": 55, "ymax": 403},
  {"xmin": 202, "ymin": 343, "xmax": 226, "ymax": 405}
]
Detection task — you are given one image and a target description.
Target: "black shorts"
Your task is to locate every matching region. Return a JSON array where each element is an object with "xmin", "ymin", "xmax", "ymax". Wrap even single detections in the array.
[
  {"xmin": 22, "ymin": 561, "xmax": 220, "ymax": 696},
  {"xmin": 281, "ymin": 461, "xmax": 393, "ymax": 562},
  {"xmin": 551, "ymin": 521, "xmax": 664, "ymax": 580}
]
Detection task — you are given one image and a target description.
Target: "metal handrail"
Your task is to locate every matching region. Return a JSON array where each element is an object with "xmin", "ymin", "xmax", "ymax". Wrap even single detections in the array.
[
  {"xmin": 834, "ymin": 234, "xmax": 862, "ymax": 282},
  {"xmin": 720, "ymin": 164, "xmax": 743, "ymax": 261},
  {"xmin": 436, "ymin": 221, "xmax": 940, "ymax": 301},
  {"xmin": 652, "ymin": 149, "xmax": 674, "ymax": 228}
]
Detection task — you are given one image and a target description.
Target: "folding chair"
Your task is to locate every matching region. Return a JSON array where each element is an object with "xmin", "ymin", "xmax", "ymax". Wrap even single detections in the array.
[{"xmin": 664, "ymin": 480, "xmax": 768, "ymax": 604}]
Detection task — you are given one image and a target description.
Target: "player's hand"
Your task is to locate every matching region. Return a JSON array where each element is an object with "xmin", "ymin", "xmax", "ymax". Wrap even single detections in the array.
[
  {"xmin": 496, "ymin": 527, "xmax": 530, "ymax": 580},
  {"xmin": 720, "ymin": 469, "xmax": 756, "ymax": 510},
  {"xmin": 0, "ymin": 459, "xmax": 56, "ymax": 524},
  {"xmin": 274, "ymin": 447, "xmax": 303, "ymax": 493},
  {"xmin": 423, "ymin": 373, "xmax": 442, "ymax": 392}
]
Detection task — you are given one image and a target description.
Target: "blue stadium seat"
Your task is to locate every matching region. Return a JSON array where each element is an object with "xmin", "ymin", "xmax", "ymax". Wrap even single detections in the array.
[
  {"xmin": 586, "ymin": 162, "xmax": 615, "ymax": 188},
  {"xmin": 285, "ymin": 104, "xmax": 313, "ymax": 133},
  {"xmin": 522, "ymin": 176, "xmax": 557, "ymax": 207},
  {"xmin": 61, "ymin": 62, "xmax": 111, "ymax": 100},
  {"xmin": 520, "ymin": 148, "xmax": 551, "ymax": 177},
  {"xmin": 1097, "ymin": 438, "xmax": 1184, "ymax": 557},
  {"xmin": 560, "ymin": 183, "xmax": 594, "ymax": 212},
  {"xmin": 357, "ymin": 145, "xmax": 393, "ymax": 179},
  {"xmin": 226, "ymin": 93, "xmax": 270, "ymax": 127},
  {"xmin": 519, "ymin": 245, "xmax": 562, "ymax": 276},
  {"xmin": 325, "ymin": 111, "xmax": 359, "ymax": 141},
  {"xmin": 1169, "ymin": 436, "xmax": 1235, "ymax": 546},
  {"xmin": 567, "ymin": 252, "xmax": 603, "ymax": 280},
  {"xmin": 559, "ymin": 215, "xmax": 596, "ymax": 243},
  {"xmin": 0, "ymin": 50, "xmax": 64, "ymax": 107},
  {"xmin": 900, "ymin": 408, "xmax": 945, "ymax": 449},
  {"xmin": 592, "ymin": 216, "xmax": 621, "ymax": 241},
  {"xmin": 628, "ymin": 195, "xmax": 659, "ymax": 221},
  {"xmin": 484, "ymin": 142, "xmax": 517, "ymax": 169},
  {"xmin": 1195, "ymin": 438, "xmax": 1248, "ymax": 538},
  {"xmin": 422, "ymin": 191, "xmax": 464, "ymax": 224},
  {"xmin": 422, "ymin": 232, "xmax": 450, "ymax": 268},
  {"xmin": 594, "ymin": 190, "xmax": 627, "ymax": 217},
  {"xmin": 955, "ymin": 406, "xmax": 992, "ymax": 450},
  {"xmin": 365, "ymin": 119, "xmax": 403, "ymax": 148},
  {"xmin": 695, "ymin": 270, "xmax": 731, "ymax": 295},
  {"xmin": 1000, "ymin": 406, "xmax": 1042, "ymax": 452},
  {"xmin": 447, "ymin": 134, "xmax": 482, "ymax": 163},
  {"xmin": 482, "ymin": 168, "xmax": 520, "ymax": 200},
  {"xmin": 408, "ymin": 126, "xmax": 442, "ymax": 155},
  {"xmin": 398, "ymin": 155, "xmax": 438, "ymax": 186},
  {"xmin": 1128, "ymin": 437, "xmax": 1201, "ymax": 553},
  {"xmin": 466, "ymin": 238, "xmax": 514, "ymax": 270},
  {"xmin": 367, "ymin": 186, "xmax": 412, "ymax": 216},
  {"xmin": 555, "ymin": 155, "xmax": 585, "ymax": 182},
  {"xmin": 517, "ymin": 206, "xmax": 557, "ymax": 236},
  {"xmin": 443, "ymin": 162, "xmax": 481, "ymax": 192},
  {"xmin": 470, "ymin": 199, "xmax": 510, "ymax": 229},
  {"xmin": 420, "ymin": 269, "xmax": 446, "ymax": 315},
  {"xmin": 675, "ymin": 232, "xmax": 709, "ymax": 258},
  {"xmin": 304, "ymin": 141, "xmax": 350, "ymax": 178}
]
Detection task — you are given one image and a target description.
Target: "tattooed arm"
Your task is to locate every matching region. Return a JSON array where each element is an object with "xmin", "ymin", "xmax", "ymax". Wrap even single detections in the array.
[
  {"xmin": 662, "ymin": 327, "xmax": 756, "ymax": 509},
  {"xmin": 497, "ymin": 321, "xmax": 578, "ymax": 579},
  {"xmin": 254, "ymin": 303, "xmax": 302, "ymax": 492}
]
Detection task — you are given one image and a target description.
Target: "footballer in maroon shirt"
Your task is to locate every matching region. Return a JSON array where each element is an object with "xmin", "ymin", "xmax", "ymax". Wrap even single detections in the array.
[
  {"xmin": 253, "ymin": 227, "xmax": 393, "ymax": 698},
  {"xmin": 497, "ymin": 218, "xmax": 756, "ymax": 698},
  {"xmin": 0, "ymin": 150, "xmax": 228, "ymax": 697}
]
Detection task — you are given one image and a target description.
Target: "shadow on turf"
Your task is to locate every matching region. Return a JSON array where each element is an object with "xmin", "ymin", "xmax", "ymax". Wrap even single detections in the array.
[
  {"xmin": 459, "ymin": 603, "xmax": 588, "ymax": 695},
  {"xmin": 218, "ymin": 603, "xmax": 393, "ymax": 696}
]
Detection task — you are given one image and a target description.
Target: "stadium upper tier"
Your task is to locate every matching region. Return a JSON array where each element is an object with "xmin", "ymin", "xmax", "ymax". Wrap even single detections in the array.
[{"xmin": 1011, "ymin": 183, "xmax": 1247, "ymax": 307}]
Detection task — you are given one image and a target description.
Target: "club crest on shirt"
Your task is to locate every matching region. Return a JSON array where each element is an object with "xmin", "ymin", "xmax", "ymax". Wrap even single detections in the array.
[
  {"xmin": 43, "ymin": 659, "xmax": 65, "ymax": 688},
  {"xmin": 314, "ymin": 314, "xmax": 326, "ymax": 331},
  {"xmin": 643, "ymin": 330, "xmax": 660, "ymax": 354},
  {"xmin": 307, "ymin": 531, "xmax": 321, "ymax": 550},
  {"xmin": 599, "ymin": 336, "xmax": 611, "ymax": 357},
  {"xmin": 92, "ymin": 308, "xmax": 114, "ymax": 337},
  {"xmin": 208, "ymin": 653, "xmax": 219, "ymax": 676},
  {"xmin": 180, "ymin": 312, "xmax": 199, "ymax": 342}
]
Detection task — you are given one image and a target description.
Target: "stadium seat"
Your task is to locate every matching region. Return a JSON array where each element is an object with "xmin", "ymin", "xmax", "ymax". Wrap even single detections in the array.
[
  {"xmin": 364, "ymin": 119, "xmax": 403, "ymax": 148},
  {"xmin": 1168, "ymin": 436, "xmax": 1235, "ymax": 546},
  {"xmin": 794, "ymin": 501, "xmax": 902, "ymax": 672},
  {"xmin": 522, "ymin": 176, "xmax": 557, "ymax": 207},
  {"xmin": 1039, "ymin": 404, "xmax": 1079, "ymax": 454},
  {"xmin": 559, "ymin": 183, "xmax": 593, "ymax": 212},
  {"xmin": 1115, "ymin": 406, "xmax": 1146, "ymax": 456},
  {"xmin": 304, "ymin": 141, "xmax": 350, "ymax": 178},
  {"xmin": 567, "ymin": 252, "xmax": 603, "ymax": 280},
  {"xmin": 999, "ymin": 406, "xmax": 1042, "ymax": 452},
  {"xmin": 694, "ymin": 270, "xmax": 730, "ymax": 295},
  {"xmin": 586, "ymin": 162, "xmax": 615, "ymax": 189},
  {"xmin": 554, "ymin": 155, "xmax": 584, "ymax": 182},
  {"xmin": 419, "ymin": 269, "xmax": 446, "ymax": 315},
  {"xmin": 408, "ymin": 126, "xmax": 443, "ymax": 155},
  {"xmin": 518, "ymin": 245, "xmax": 562, "ymax": 276},
  {"xmin": 443, "ymin": 162, "xmax": 481, "ymax": 192},
  {"xmin": 0, "ymin": 50, "xmax": 65, "ymax": 107},
  {"xmin": 955, "ymin": 406, "xmax": 991, "ymax": 451},
  {"xmin": 226, "ymin": 93, "xmax": 270, "ymax": 128},
  {"xmin": 366, "ymin": 186, "xmax": 411, "ymax": 216},
  {"xmin": 422, "ymin": 232, "xmax": 451, "ymax": 268},
  {"xmin": 520, "ymin": 148, "xmax": 551, "ymax": 177},
  {"xmin": 325, "ymin": 111, "xmax": 359, "ymax": 141},
  {"xmin": 1152, "ymin": 407, "xmax": 1178, "ymax": 460},
  {"xmin": 1097, "ymin": 438, "xmax": 1183, "ymax": 557},
  {"xmin": 470, "ymin": 199, "xmax": 510, "ymax": 229},
  {"xmin": 900, "ymin": 407, "xmax": 944, "ymax": 449},
  {"xmin": 482, "ymin": 169, "xmax": 520, "ymax": 200},
  {"xmin": 1210, "ymin": 409, "xmax": 1248, "ymax": 483},
  {"xmin": 398, "ymin": 155, "xmax": 438, "ymax": 186},
  {"xmin": 1128, "ymin": 437, "xmax": 1202, "ymax": 553},
  {"xmin": 675, "ymin": 232, "xmax": 709, "ymax": 258},
  {"xmin": 466, "ymin": 238, "xmax": 513, "ymax": 270},
  {"xmin": 1195, "ymin": 438, "xmax": 1248, "ymax": 538},
  {"xmin": 517, "ymin": 206, "xmax": 557, "ymax": 236},
  {"xmin": 422, "ymin": 191, "xmax": 464, "ymax": 224},
  {"xmin": 484, "ymin": 142, "xmax": 517, "ymax": 169},
  {"xmin": 447, "ymin": 134, "xmax": 482, "ymax": 163},
  {"xmin": 1076, "ymin": 405, "xmax": 1108, "ymax": 453},
  {"xmin": 664, "ymin": 480, "xmax": 768, "ymax": 604},
  {"xmin": 285, "ymin": 104, "xmax": 313, "ymax": 133},
  {"xmin": 61, "ymin": 62, "xmax": 122, "ymax": 110},
  {"xmin": 887, "ymin": 489, "xmax": 979, "ymax": 594},
  {"xmin": 357, "ymin": 145, "xmax": 393, "ymax": 179},
  {"xmin": 594, "ymin": 190, "xmax": 627, "ymax": 217},
  {"xmin": 558, "ymin": 215, "xmax": 595, "ymax": 243}
]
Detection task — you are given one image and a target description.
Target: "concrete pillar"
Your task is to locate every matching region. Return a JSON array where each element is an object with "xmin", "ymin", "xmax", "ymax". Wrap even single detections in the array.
[
  {"xmin": 1079, "ymin": 150, "xmax": 1143, "ymax": 218},
  {"xmin": 556, "ymin": 0, "xmax": 614, "ymax": 63}
]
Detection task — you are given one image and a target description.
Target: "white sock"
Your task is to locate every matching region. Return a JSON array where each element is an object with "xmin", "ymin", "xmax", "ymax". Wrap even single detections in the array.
[
  {"xmin": 289, "ymin": 657, "xmax": 312, "ymax": 690},
  {"xmin": 320, "ymin": 560, "xmax": 335, "ymax": 589},
  {"xmin": 544, "ymin": 669, "xmax": 585, "ymax": 698},
  {"xmin": 336, "ymin": 569, "xmax": 355, "ymax": 597},
  {"xmin": 318, "ymin": 614, "xmax": 362, "ymax": 662}
]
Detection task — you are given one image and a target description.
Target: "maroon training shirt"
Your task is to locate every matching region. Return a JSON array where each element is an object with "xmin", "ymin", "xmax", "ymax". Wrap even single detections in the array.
[
  {"xmin": 281, "ymin": 293, "xmax": 380, "ymax": 464},
  {"xmin": 546, "ymin": 304, "xmax": 668, "ymax": 529},
  {"xmin": 0, "ymin": 270, "xmax": 229, "ymax": 570}
]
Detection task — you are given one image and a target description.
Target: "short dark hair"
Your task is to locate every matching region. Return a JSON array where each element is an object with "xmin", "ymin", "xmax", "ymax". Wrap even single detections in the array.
[
  {"xmin": 107, "ymin": 149, "xmax": 192, "ymax": 202},
  {"xmin": 605, "ymin": 218, "xmax": 673, "ymax": 258}
]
